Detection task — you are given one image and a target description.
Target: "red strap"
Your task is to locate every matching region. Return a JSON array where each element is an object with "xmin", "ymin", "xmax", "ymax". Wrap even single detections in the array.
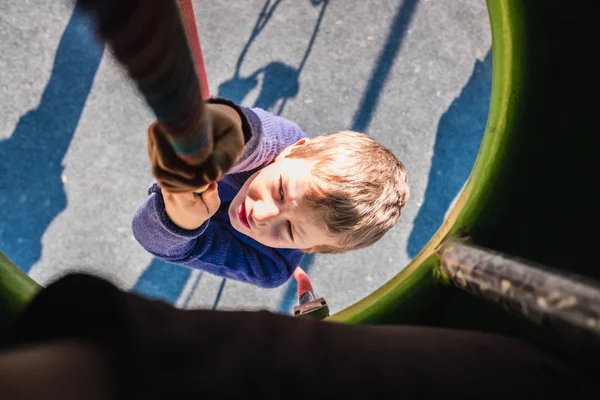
[{"xmin": 177, "ymin": 0, "xmax": 211, "ymax": 100}]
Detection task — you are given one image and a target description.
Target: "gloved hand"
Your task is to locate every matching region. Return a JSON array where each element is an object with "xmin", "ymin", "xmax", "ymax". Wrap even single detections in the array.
[{"xmin": 147, "ymin": 102, "xmax": 245, "ymax": 192}]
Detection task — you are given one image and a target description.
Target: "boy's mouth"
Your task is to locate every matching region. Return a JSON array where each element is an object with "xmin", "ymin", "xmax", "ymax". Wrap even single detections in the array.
[{"xmin": 238, "ymin": 201, "xmax": 251, "ymax": 230}]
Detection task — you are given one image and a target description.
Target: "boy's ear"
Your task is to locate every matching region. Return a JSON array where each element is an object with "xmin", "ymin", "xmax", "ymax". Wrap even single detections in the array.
[{"xmin": 275, "ymin": 138, "xmax": 310, "ymax": 161}]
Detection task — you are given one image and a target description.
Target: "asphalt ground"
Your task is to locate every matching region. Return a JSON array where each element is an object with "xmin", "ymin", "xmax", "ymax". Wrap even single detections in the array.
[{"xmin": 0, "ymin": 0, "xmax": 492, "ymax": 315}]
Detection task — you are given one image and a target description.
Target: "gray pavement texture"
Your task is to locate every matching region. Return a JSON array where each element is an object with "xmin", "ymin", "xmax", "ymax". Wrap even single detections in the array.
[{"xmin": 0, "ymin": 0, "xmax": 491, "ymax": 315}]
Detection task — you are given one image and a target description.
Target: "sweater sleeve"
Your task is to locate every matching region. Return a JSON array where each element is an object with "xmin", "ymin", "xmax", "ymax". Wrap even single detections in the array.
[
  {"xmin": 226, "ymin": 106, "xmax": 309, "ymax": 174},
  {"xmin": 131, "ymin": 186, "xmax": 304, "ymax": 288},
  {"xmin": 152, "ymin": 96, "xmax": 308, "ymax": 179},
  {"xmin": 131, "ymin": 189, "xmax": 207, "ymax": 260}
]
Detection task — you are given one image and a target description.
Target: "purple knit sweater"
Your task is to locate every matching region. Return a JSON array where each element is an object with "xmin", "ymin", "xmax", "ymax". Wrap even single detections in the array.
[{"xmin": 132, "ymin": 100, "xmax": 306, "ymax": 288}]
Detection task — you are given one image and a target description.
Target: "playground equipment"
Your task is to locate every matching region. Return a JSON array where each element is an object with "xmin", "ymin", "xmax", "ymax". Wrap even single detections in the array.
[
  {"xmin": 1, "ymin": 0, "xmax": 600, "ymax": 367},
  {"xmin": 328, "ymin": 0, "xmax": 600, "ymax": 363}
]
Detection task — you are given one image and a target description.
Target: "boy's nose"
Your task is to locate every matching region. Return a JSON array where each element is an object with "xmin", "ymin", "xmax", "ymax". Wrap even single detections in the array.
[{"xmin": 252, "ymin": 200, "xmax": 280, "ymax": 225}]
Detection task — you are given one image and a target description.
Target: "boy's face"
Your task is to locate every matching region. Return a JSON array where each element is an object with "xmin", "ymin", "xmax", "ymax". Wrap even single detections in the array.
[{"xmin": 228, "ymin": 139, "xmax": 336, "ymax": 250}]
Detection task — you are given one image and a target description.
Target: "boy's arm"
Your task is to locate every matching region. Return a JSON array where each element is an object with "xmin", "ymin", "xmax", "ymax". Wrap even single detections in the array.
[
  {"xmin": 148, "ymin": 97, "xmax": 308, "ymax": 193},
  {"xmin": 131, "ymin": 189, "xmax": 208, "ymax": 261},
  {"xmin": 208, "ymin": 100, "xmax": 309, "ymax": 175},
  {"xmin": 147, "ymin": 101, "xmax": 247, "ymax": 193},
  {"xmin": 131, "ymin": 190, "xmax": 303, "ymax": 288}
]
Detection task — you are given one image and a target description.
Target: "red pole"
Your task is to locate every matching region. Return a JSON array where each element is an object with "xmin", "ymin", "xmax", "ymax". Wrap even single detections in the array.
[{"xmin": 177, "ymin": 0, "xmax": 211, "ymax": 100}]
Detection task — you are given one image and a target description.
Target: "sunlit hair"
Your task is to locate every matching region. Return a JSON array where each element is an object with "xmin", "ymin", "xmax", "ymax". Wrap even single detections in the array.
[{"xmin": 287, "ymin": 131, "xmax": 409, "ymax": 253}]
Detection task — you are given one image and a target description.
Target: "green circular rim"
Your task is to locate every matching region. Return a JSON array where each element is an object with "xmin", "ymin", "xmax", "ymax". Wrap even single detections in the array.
[{"xmin": 328, "ymin": 0, "xmax": 525, "ymax": 324}]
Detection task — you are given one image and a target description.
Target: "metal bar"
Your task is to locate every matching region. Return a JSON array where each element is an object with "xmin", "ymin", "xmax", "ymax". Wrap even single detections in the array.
[
  {"xmin": 438, "ymin": 241, "xmax": 600, "ymax": 348},
  {"xmin": 177, "ymin": 0, "xmax": 211, "ymax": 100}
]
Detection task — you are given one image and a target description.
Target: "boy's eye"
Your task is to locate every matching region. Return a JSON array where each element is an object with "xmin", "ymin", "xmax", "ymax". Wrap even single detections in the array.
[
  {"xmin": 279, "ymin": 176, "xmax": 285, "ymax": 200},
  {"xmin": 278, "ymin": 176, "xmax": 294, "ymax": 242},
  {"xmin": 287, "ymin": 221, "xmax": 294, "ymax": 242}
]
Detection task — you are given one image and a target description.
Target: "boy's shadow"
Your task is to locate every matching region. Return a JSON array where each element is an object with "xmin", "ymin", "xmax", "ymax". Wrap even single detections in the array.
[
  {"xmin": 133, "ymin": 0, "xmax": 329, "ymax": 309},
  {"xmin": 0, "ymin": 4, "xmax": 104, "ymax": 273},
  {"xmin": 406, "ymin": 50, "xmax": 492, "ymax": 257}
]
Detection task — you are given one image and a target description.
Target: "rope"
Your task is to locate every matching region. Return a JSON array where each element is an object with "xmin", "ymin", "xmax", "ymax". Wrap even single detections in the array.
[{"xmin": 78, "ymin": 0, "xmax": 212, "ymax": 165}]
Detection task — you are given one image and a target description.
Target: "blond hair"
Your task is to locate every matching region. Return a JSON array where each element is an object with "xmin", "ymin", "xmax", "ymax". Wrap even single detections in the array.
[{"xmin": 288, "ymin": 131, "xmax": 409, "ymax": 253}]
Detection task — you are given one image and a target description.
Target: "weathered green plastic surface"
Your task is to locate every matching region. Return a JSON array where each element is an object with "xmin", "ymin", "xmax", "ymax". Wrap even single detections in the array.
[
  {"xmin": 329, "ymin": 0, "xmax": 527, "ymax": 326},
  {"xmin": 0, "ymin": 252, "xmax": 40, "ymax": 329}
]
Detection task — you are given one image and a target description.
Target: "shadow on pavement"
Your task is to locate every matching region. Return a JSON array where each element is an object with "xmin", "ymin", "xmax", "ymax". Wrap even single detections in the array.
[
  {"xmin": 0, "ymin": 4, "xmax": 104, "ymax": 273},
  {"xmin": 407, "ymin": 50, "xmax": 492, "ymax": 257}
]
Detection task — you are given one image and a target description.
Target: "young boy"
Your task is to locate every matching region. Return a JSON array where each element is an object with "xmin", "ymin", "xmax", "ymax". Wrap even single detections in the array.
[{"xmin": 132, "ymin": 98, "xmax": 409, "ymax": 288}]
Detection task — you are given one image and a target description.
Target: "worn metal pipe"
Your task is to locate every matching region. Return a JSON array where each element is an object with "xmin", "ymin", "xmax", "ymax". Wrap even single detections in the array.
[{"xmin": 438, "ymin": 241, "xmax": 600, "ymax": 348}]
